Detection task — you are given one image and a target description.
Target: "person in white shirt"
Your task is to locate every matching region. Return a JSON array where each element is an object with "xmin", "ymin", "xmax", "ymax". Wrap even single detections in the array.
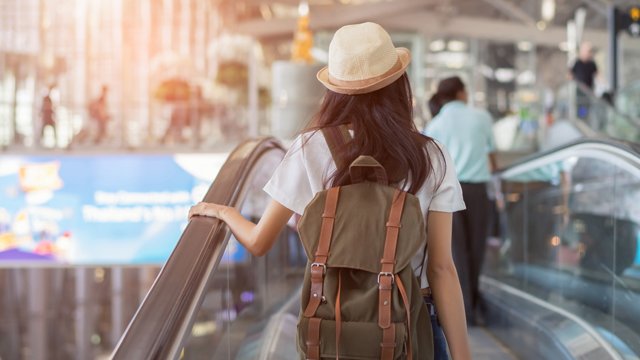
[
  {"xmin": 425, "ymin": 76, "xmax": 497, "ymax": 326},
  {"xmin": 190, "ymin": 22, "xmax": 471, "ymax": 359}
]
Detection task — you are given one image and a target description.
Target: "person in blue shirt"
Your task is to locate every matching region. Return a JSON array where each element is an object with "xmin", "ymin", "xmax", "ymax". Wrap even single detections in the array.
[{"xmin": 425, "ymin": 76, "xmax": 497, "ymax": 326}]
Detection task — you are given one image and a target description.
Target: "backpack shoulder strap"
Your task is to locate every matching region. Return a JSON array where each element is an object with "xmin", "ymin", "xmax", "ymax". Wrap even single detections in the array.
[
  {"xmin": 303, "ymin": 186, "xmax": 340, "ymax": 318},
  {"xmin": 378, "ymin": 189, "xmax": 407, "ymax": 360},
  {"xmin": 321, "ymin": 125, "xmax": 351, "ymax": 169}
]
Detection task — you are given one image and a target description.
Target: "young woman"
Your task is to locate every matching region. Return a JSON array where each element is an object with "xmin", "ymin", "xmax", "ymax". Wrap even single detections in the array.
[
  {"xmin": 190, "ymin": 22, "xmax": 471, "ymax": 359},
  {"xmin": 425, "ymin": 76, "xmax": 497, "ymax": 326}
]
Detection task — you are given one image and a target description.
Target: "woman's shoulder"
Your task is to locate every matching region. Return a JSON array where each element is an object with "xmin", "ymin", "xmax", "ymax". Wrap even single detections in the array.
[
  {"xmin": 285, "ymin": 130, "xmax": 325, "ymax": 152},
  {"xmin": 424, "ymin": 138, "xmax": 448, "ymax": 161}
]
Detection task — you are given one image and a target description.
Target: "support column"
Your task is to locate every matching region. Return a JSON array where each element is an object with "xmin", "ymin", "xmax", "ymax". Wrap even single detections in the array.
[
  {"xmin": 111, "ymin": 267, "xmax": 125, "ymax": 347},
  {"xmin": 608, "ymin": 5, "xmax": 619, "ymax": 92},
  {"xmin": 27, "ymin": 268, "xmax": 47, "ymax": 360},
  {"xmin": 74, "ymin": 267, "xmax": 90, "ymax": 360}
]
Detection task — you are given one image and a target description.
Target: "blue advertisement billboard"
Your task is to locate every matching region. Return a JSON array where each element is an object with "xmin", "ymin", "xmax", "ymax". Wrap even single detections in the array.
[{"xmin": 0, "ymin": 152, "xmax": 246, "ymax": 265}]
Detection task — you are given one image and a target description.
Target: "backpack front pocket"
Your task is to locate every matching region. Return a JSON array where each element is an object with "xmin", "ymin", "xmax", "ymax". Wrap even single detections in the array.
[{"xmin": 298, "ymin": 318, "xmax": 408, "ymax": 359}]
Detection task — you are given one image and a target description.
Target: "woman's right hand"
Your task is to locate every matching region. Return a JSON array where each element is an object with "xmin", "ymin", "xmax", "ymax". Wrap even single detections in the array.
[{"xmin": 188, "ymin": 202, "xmax": 228, "ymax": 220}]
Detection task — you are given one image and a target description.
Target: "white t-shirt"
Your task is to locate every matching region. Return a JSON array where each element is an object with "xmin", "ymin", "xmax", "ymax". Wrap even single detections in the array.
[{"xmin": 263, "ymin": 130, "xmax": 466, "ymax": 287}]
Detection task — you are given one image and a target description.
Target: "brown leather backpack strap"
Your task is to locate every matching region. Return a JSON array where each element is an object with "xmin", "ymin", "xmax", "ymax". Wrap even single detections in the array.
[
  {"xmin": 381, "ymin": 325, "xmax": 396, "ymax": 360},
  {"xmin": 304, "ymin": 187, "xmax": 340, "ymax": 318},
  {"xmin": 306, "ymin": 317, "xmax": 322, "ymax": 360},
  {"xmin": 378, "ymin": 190, "xmax": 407, "ymax": 359},
  {"xmin": 396, "ymin": 276, "xmax": 413, "ymax": 360},
  {"xmin": 322, "ymin": 125, "xmax": 351, "ymax": 169},
  {"xmin": 378, "ymin": 190, "xmax": 406, "ymax": 326}
]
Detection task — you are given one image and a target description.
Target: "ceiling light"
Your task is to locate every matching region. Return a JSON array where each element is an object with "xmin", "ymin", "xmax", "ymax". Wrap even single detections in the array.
[
  {"xmin": 536, "ymin": 21, "xmax": 547, "ymax": 31},
  {"xmin": 494, "ymin": 68, "xmax": 516, "ymax": 83},
  {"xmin": 517, "ymin": 70, "xmax": 536, "ymax": 85},
  {"xmin": 447, "ymin": 40, "xmax": 467, "ymax": 52},
  {"xmin": 429, "ymin": 39, "xmax": 445, "ymax": 52},
  {"xmin": 541, "ymin": 0, "xmax": 556, "ymax": 22},
  {"xmin": 298, "ymin": 1, "xmax": 309, "ymax": 16},
  {"xmin": 517, "ymin": 41, "xmax": 533, "ymax": 52}
]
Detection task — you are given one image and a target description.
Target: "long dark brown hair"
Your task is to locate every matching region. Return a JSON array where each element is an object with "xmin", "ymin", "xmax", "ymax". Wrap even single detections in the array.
[{"xmin": 305, "ymin": 73, "xmax": 444, "ymax": 194}]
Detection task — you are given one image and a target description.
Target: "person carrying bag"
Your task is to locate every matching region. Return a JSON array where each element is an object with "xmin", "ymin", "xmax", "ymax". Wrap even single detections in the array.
[{"xmin": 190, "ymin": 22, "xmax": 470, "ymax": 359}]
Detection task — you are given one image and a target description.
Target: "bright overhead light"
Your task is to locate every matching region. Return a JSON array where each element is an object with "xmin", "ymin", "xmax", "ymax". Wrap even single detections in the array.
[
  {"xmin": 447, "ymin": 40, "xmax": 467, "ymax": 52},
  {"xmin": 494, "ymin": 68, "xmax": 516, "ymax": 83},
  {"xmin": 536, "ymin": 21, "xmax": 547, "ymax": 30},
  {"xmin": 517, "ymin": 70, "xmax": 536, "ymax": 85},
  {"xmin": 517, "ymin": 41, "xmax": 533, "ymax": 52},
  {"xmin": 429, "ymin": 39, "xmax": 445, "ymax": 52},
  {"xmin": 541, "ymin": 0, "xmax": 556, "ymax": 22},
  {"xmin": 298, "ymin": 1, "xmax": 309, "ymax": 16}
]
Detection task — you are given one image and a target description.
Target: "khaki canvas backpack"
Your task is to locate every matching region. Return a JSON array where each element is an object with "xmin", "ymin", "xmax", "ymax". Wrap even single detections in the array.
[{"xmin": 296, "ymin": 126, "xmax": 434, "ymax": 359}]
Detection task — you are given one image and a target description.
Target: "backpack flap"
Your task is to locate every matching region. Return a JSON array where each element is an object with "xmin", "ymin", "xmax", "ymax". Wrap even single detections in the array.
[{"xmin": 349, "ymin": 155, "xmax": 388, "ymax": 185}]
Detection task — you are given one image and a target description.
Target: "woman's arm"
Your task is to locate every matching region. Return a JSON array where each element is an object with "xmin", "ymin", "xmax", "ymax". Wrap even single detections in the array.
[
  {"xmin": 189, "ymin": 199, "xmax": 294, "ymax": 257},
  {"xmin": 427, "ymin": 211, "xmax": 471, "ymax": 360}
]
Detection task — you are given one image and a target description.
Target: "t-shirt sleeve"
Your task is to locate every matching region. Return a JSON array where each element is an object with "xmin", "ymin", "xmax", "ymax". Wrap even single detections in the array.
[
  {"xmin": 263, "ymin": 136, "xmax": 314, "ymax": 215},
  {"xmin": 428, "ymin": 142, "xmax": 466, "ymax": 212}
]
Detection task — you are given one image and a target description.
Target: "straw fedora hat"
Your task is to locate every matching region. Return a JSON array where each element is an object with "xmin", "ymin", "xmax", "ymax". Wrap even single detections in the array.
[{"xmin": 317, "ymin": 22, "xmax": 411, "ymax": 95}]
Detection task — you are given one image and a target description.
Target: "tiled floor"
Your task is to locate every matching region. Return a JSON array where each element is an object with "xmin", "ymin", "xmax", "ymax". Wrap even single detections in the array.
[{"xmin": 469, "ymin": 327, "xmax": 517, "ymax": 360}]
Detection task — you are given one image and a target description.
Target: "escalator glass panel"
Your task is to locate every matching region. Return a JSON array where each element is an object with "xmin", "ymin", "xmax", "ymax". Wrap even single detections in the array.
[
  {"xmin": 488, "ymin": 142, "xmax": 640, "ymax": 357},
  {"xmin": 180, "ymin": 150, "xmax": 305, "ymax": 360}
]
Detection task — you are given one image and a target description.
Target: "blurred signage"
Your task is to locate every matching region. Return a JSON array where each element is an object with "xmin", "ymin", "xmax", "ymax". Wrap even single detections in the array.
[
  {"xmin": 0, "ymin": 153, "xmax": 250, "ymax": 265},
  {"xmin": 614, "ymin": 6, "xmax": 640, "ymax": 37},
  {"xmin": 629, "ymin": 7, "xmax": 640, "ymax": 37}
]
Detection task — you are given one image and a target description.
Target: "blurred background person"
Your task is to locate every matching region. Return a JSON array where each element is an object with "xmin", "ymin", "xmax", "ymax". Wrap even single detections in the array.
[
  {"xmin": 162, "ymin": 100, "xmax": 189, "ymax": 145},
  {"xmin": 424, "ymin": 76, "xmax": 497, "ymax": 326},
  {"xmin": 570, "ymin": 42, "xmax": 598, "ymax": 119},
  {"xmin": 88, "ymin": 85, "xmax": 111, "ymax": 144},
  {"xmin": 39, "ymin": 86, "xmax": 57, "ymax": 147}
]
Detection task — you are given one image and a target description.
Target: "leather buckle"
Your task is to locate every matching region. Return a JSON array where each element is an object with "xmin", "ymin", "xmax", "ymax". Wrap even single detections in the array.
[
  {"xmin": 377, "ymin": 272, "xmax": 395, "ymax": 284},
  {"xmin": 311, "ymin": 262, "xmax": 326, "ymax": 274}
]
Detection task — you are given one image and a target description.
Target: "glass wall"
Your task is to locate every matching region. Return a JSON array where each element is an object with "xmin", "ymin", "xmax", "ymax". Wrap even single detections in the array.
[
  {"xmin": 0, "ymin": 0, "xmax": 266, "ymax": 149},
  {"xmin": 487, "ymin": 143, "xmax": 640, "ymax": 357}
]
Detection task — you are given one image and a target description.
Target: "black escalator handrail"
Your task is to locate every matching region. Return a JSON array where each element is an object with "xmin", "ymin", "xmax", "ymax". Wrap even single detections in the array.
[
  {"xmin": 495, "ymin": 137, "xmax": 640, "ymax": 176},
  {"xmin": 111, "ymin": 137, "xmax": 286, "ymax": 360}
]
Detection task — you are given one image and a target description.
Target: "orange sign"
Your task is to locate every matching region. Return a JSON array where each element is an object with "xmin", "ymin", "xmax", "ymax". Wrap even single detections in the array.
[
  {"xmin": 631, "ymin": 7, "xmax": 640, "ymax": 21},
  {"xmin": 18, "ymin": 162, "xmax": 64, "ymax": 192}
]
